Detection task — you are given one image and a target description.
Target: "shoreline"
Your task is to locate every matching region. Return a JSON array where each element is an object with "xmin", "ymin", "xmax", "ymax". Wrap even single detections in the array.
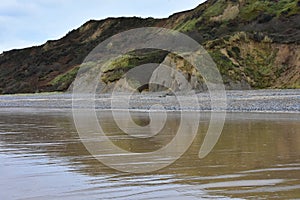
[
  {"xmin": 1, "ymin": 107, "xmax": 300, "ymax": 114},
  {"xmin": 0, "ymin": 89, "xmax": 299, "ymax": 114}
]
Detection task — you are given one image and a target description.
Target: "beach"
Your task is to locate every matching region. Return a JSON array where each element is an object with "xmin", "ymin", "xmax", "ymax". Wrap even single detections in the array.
[{"xmin": 0, "ymin": 89, "xmax": 299, "ymax": 113}]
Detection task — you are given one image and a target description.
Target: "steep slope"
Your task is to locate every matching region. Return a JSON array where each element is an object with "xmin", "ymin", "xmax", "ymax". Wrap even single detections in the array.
[
  {"xmin": 0, "ymin": 0, "xmax": 299, "ymax": 94},
  {"xmin": 0, "ymin": 17, "xmax": 159, "ymax": 93}
]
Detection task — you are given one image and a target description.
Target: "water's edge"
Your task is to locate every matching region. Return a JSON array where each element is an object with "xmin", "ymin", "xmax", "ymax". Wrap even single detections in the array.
[{"xmin": 0, "ymin": 89, "xmax": 299, "ymax": 113}]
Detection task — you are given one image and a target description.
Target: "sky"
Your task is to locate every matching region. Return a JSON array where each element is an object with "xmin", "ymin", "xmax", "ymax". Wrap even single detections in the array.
[{"xmin": 0, "ymin": 0, "xmax": 205, "ymax": 53}]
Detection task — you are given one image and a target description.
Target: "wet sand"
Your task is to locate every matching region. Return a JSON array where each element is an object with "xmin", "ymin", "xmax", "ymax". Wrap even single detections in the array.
[
  {"xmin": 0, "ymin": 89, "xmax": 299, "ymax": 199},
  {"xmin": 0, "ymin": 111, "xmax": 299, "ymax": 199}
]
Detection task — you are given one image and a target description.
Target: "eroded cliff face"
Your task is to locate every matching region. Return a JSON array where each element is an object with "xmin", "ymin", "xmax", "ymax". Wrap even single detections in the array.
[
  {"xmin": 99, "ymin": 32, "xmax": 299, "ymax": 92},
  {"xmin": 273, "ymin": 44, "xmax": 300, "ymax": 88},
  {"xmin": 205, "ymin": 32, "xmax": 300, "ymax": 89},
  {"xmin": 0, "ymin": 0, "xmax": 299, "ymax": 94}
]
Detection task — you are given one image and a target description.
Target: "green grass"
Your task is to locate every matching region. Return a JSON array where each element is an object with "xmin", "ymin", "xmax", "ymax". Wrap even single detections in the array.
[
  {"xmin": 176, "ymin": 18, "xmax": 199, "ymax": 32},
  {"xmin": 50, "ymin": 66, "xmax": 79, "ymax": 88},
  {"xmin": 101, "ymin": 55, "xmax": 135, "ymax": 73},
  {"xmin": 100, "ymin": 50, "xmax": 167, "ymax": 83},
  {"xmin": 240, "ymin": 0, "xmax": 299, "ymax": 20},
  {"xmin": 203, "ymin": 0, "xmax": 227, "ymax": 17}
]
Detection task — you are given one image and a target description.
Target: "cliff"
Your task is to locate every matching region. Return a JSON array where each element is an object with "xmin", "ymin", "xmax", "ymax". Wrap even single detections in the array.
[{"xmin": 0, "ymin": 0, "xmax": 299, "ymax": 94}]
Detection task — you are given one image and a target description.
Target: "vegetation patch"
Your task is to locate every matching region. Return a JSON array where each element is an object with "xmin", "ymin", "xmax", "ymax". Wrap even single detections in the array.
[
  {"xmin": 176, "ymin": 18, "xmax": 199, "ymax": 32},
  {"xmin": 50, "ymin": 66, "xmax": 80, "ymax": 90},
  {"xmin": 239, "ymin": 0, "xmax": 299, "ymax": 21},
  {"xmin": 203, "ymin": 0, "xmax": 227, "ymax": 17},
  {"xmin": 100, "ymin": 50, "xmax": 167, "ymax": 84}
]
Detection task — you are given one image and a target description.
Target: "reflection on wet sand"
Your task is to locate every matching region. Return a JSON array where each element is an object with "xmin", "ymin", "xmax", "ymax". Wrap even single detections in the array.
[{"xmin": 0, "ymin": 111, "xmax": 299, "ymax": 199}]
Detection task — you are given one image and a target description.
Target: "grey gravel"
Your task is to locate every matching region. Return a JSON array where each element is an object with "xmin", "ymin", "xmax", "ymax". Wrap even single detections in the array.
[{"xmin": 0, "ymin": 89, "xmax": 299, "ymax": 113}]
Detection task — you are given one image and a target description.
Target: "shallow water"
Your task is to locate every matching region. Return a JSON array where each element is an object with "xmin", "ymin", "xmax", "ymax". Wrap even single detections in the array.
[{"xmin": 0, "ymin": 110, "xmax": 300, "ymax": 199}]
